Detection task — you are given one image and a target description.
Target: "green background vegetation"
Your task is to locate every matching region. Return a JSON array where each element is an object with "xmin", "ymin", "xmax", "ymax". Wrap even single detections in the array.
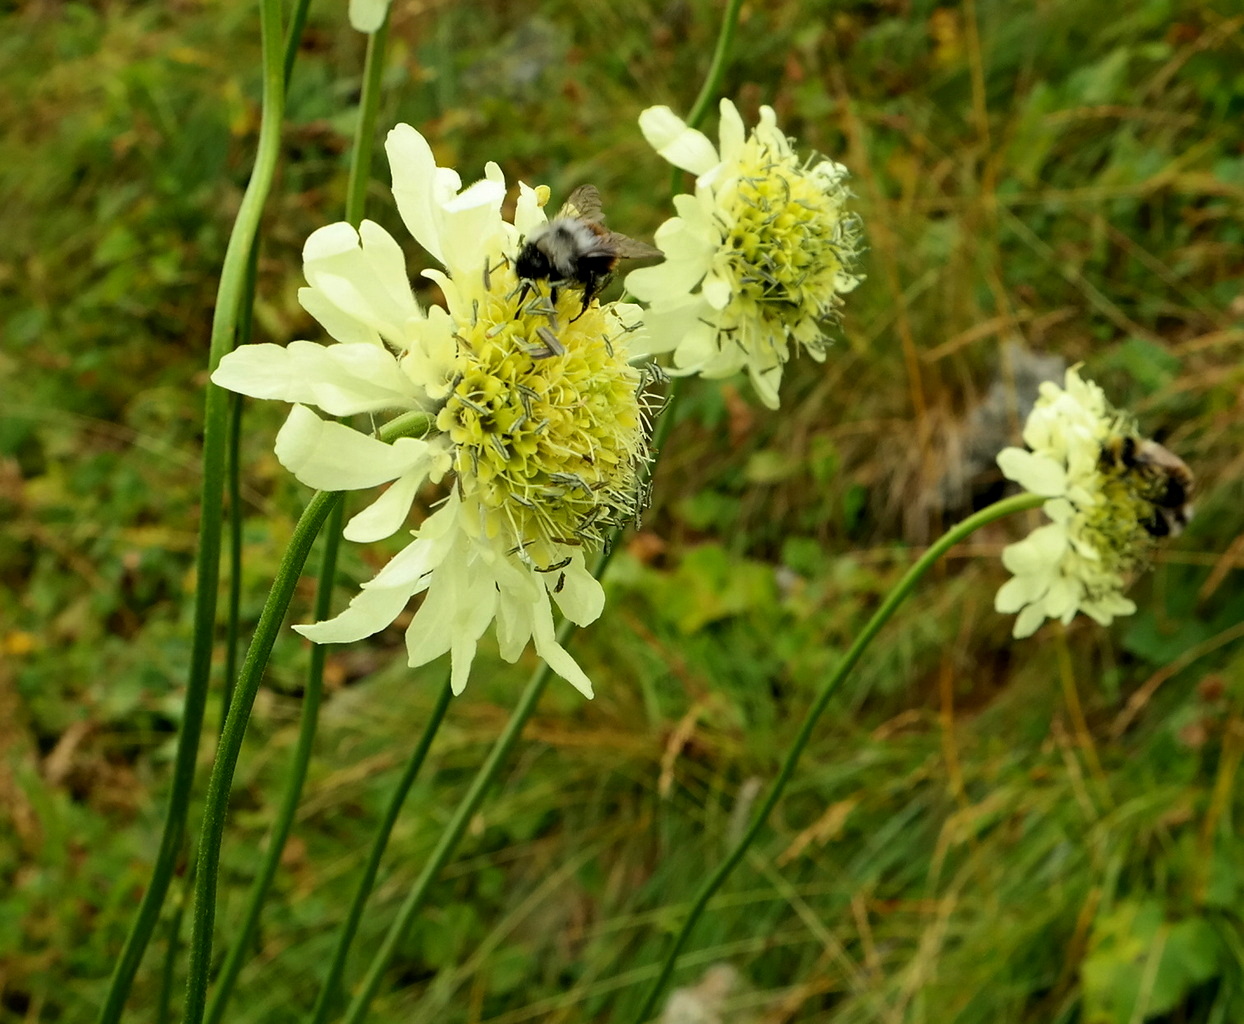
[{"xmin": 2, "ymin": 0, "xmax": 1244, "ymax": 1020}]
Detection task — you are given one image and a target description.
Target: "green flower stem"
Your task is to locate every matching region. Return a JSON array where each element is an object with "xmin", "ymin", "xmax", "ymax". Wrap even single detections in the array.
[
  {"xmin": 685, "ymin": 0, "xmax": 744, "ymax": 131},
  {"xmin": 308, "ymin": 674, "xmax": 454, "ymax": 1024},
  {"xmin": 202, "ymin": 502, "xmax": 342, "ymax": 1024},
  {"xmin": 183, "ymin": 411, "xmax": 431, "ymax": 1024},
  {"xmin": 346, "ymin": 16, "xmax": 391, "ymax": 227},
  {"xmin": 204, "ymin": 18, "xmax": 392, "ymax": 1017},
  {"xmin": 628, "ymin": 491, "xmax": 1045, "ymax": 1022},
  {"xmin": 95, "ymin": 1, "xmax": 289, "ymax": 1019},
  {"xmin": 665, "ymin": 0, "xmax": 744, "ymax": 196},
  {"xmin": 222, "ymin": 369, "xmax": 247, "ymax": 723},
  {"xmin": 183, "ymin": 489, "xmax": 342, "ymax": 1024},
  {"xmin": 153, "ymin": 895, "xmax": 185, "ymax": 1024}
]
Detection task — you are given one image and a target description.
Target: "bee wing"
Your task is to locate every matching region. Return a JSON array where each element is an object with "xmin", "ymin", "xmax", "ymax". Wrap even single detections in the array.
[
  {"xmin": 560, "ymin": 184, "xmax": 605, "ymax": 224},
  {"xmin": 607, "ymin": 233, "xmax": 663, "ymax": 261}
]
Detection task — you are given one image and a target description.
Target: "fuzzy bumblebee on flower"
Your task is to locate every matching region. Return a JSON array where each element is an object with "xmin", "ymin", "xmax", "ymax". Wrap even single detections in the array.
[
  {"xmin": 627, "ymin": 98, "xmax": 863, "ymax": 409},
  {"xmin": 994, "ymin": 367, "xmax": 1194, "ymax": 638},
  {"xmin": 213, "ymin": 125, "xmax": 660, "ymax": 697}
]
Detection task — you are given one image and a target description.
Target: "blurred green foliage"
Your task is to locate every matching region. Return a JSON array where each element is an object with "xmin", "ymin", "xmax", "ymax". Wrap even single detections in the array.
[{"xmin": 2, "ymin": 0, "xmax": 1243, "ymax": 1021}]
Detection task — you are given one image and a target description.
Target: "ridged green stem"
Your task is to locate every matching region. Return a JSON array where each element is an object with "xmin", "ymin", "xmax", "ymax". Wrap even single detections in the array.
[
  {"xmin": 95, "ymin": 1, "xmax": 289, "ymax": 1019},
  {"xmin": 345, "ymin": 17, "xmax": 390, "ymax": 227},
  {"xmin": 182, "ymin": 410, "xmax": 431, "ymax": 1024},
  {"xmin": 204, "ymin": 16, "xmax": 391, "ymax": 1017},
  {"xmin": 222, "ymin": 378, "xmax": 247, "ymax": 722},
  {"xmin": 628, "ymin": 491, "xmax": 1046, "ymax": 1021},
  {"xmin": 184, "ymin": 489, "xmax": 342, "ymax": 1024},
  {"xmin": 202, "ymin": 502, "xmax": 342, "ymax": 1024}
]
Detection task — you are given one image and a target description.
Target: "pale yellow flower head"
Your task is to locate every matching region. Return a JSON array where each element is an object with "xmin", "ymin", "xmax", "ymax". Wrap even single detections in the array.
[
  {"xmin": 212, "ymin": 124, "xmax": 656, "ymax": 697},
  {"xmin": 995, "ymin": 367, "xmax": 1192, "ymax": 638},
  {"xmin": 627, "ymin": 98, "xmax": 862, "ymax": 408}
]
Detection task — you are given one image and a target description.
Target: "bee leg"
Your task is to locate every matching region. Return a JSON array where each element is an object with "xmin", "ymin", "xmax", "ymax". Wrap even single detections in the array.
[
  {"xmin": 513, "ymin": 281, "xmax": 532, "ymax": 319},
  {"xmin": 568, "ymin": 271, "xmax": 600, "ymax": 324}
]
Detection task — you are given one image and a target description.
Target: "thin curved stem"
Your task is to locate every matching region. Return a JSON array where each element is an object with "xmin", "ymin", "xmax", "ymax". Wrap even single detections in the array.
[
  {"xmin": 95, "ymin": 1, "xmax": 289, "ymax": 1019},
  {"xmin": 201, "ymin": 11, "xmax": 390, "ymax": 1018},
  {"xmin": 667, "ymin": 0, "xmax": 745, "ymax": 196},
  {"xmin": 307, "ymin": 675, "xmax": 454, "ymax": 1024},
  {"xmin": 685, "ymin": 0, "xmax": 744, "ymax": 131},
  {"xmin": 628, "ymin": 491, "xmax": 1045, "ymax": 1021}
]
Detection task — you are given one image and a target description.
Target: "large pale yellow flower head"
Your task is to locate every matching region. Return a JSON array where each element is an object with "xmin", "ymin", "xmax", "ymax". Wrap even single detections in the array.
[
  {"xmin": 213, "ymin": 125, "xmax": 655, "ymax": 696},
  {"xmin": 626, "ymin": 98, "xmax": 862, "ymax": 408}
]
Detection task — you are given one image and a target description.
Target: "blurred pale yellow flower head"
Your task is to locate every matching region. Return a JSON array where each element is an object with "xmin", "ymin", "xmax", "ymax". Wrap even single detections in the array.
[{"xmin": 995, "ymin": 367, "xmax": 1192, "ymax": 638}]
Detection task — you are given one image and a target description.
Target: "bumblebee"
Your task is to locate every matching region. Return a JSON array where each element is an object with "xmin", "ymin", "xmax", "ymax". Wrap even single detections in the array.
[
  {"xmin": 1101, "ymin": 435, "xmax": 1194, "ymax": 537},
  {"xmin": 515, "ymin": 185, "xmax": 661, "ymax": 321}
]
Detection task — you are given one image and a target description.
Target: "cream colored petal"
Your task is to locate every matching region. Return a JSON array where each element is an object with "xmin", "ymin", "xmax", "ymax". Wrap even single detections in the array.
[
  {"xmin": 404, "ymin": 541, "xmax": 497, "ymax": 694},
  {"xmin": 342, "ymin": 469, "xmax": 425, "ymax": 542},
  {"xmin": 298, "ymin": 287, "xmax": 381, "ymax": 347},
  {"xmin": 1043, "ymin": 497, "xmax": 1075, "ymax": 524},
  {"xmin": 493, "ymin": 562, "xmax": 539, "ymax": 662},
  {"xmin": 386, "ymin": 124, "xmax": 459, "ymax": 266},
  {"xmin": 633, "ymin": 295, "xmax": 711, "ymax": 357},
  {"xmin": 437, "ymin": 177, "xmax": 507, "ymax": 278},
  {"xmin": 548, "ymin": 554, "xmax": 605, "ymax": 625},
  {"xmin": 1000, "ymin": 523, "xmax": 1066, "ymax": 575},
  {"xmin": 274, "ymin": 405, "xmax": 430, "ymax": 491},
  {"xmin": 449, "ymin": 577, "xmax": 500, "ymax": 696},
  {"xmin": 294, "ymin": 585, "xmax": 410, "ymax": 643},
  {"xmin": 1012, "ymin": 602, "xmax": 1047, "ymax": 638},
  {"xmin": 996, "ymin": 448, "xmax": 1066, "ymax": 496},
  {"xmin": 402, "ymin": 305, "xmax": 461, "ymax": 401},
  {"xmin": 1082, "ymin": 593, "xmax": 1136, "ymax": 624},
  {"xmin": 650, "ymin": 218, "xmax": 716, "ymax": 279},
  {"xmin": 514, "ymin": 181, "xmax": 549, "ymax": 236},
  {"xmin": 211, "ymin": 341, "xmax": 418, "ymax": 416},
  {"xmin": 530, "ymin": 592, "xmax": 594, "ymax": 698},
  {"xmin": 995, "ymin": 573, "xmax": 1043, "ymax": 613},
  {"xmin": 748, "ymin": 362, "xmax": 784, "ymax": 410},
  {"xmin": 639, "ymin": 105, "xmax": 720, "ymax": 176},
  {"xmin": 365, "ymin": 532, "xmax": 449, "ymax": 595},
  {"xmin": 701, "ymin": 273, "xmax": 733, "ymax": 311},
  {"xmin": 1042, "ymin": 576, "xmax": 1081, "ymax": 619},
  {"xmin": 671, "ymin": 316, "xmax": 726, "ymax": 370},
  {"xmin": 716, "ymin": 98, "xmax": 745, "ymax": 161},
  {"xmin": 302, "ymin": 221, "xmax": 422, "ymax": 350},
  {"xmin": 402, "ymin": 543, "xmax": 466, "ymax": 672}
]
